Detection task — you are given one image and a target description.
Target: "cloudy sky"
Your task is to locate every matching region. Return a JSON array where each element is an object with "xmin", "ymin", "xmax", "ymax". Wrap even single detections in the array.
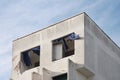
[{"xmin": 0, "ymin": 0, "xmax": 120, "ymax": 80}]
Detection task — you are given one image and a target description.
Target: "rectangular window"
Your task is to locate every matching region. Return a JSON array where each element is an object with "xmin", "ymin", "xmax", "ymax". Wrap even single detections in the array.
[
  {"xmin": 53, "ymin": 74, "xmax": 67, "ymax": 80},
  {"xmin": 52, "ymin": 33, "xmax": 79, "ymax": 61},
  {"xmin": 21, "ymin": 46, "xmax": 40, "ymax": 72}
]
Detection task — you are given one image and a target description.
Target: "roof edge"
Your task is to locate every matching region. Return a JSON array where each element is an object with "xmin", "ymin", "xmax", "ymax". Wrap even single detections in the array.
[
  {"xmin": 84, "ymin": 13, "xmax": 120, "ymax": 49},
  {"xmin": 13, "ymin": 12, "xmax": 86, "ymax": 42}
]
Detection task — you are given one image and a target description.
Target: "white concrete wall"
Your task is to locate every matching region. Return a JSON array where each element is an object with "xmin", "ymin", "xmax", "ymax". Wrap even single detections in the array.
[
  {"xmin": 11, "ymin": 12, "xmax": 120, "ymax": 80},
  {"xmin": 68, "ymin": 60, "xmax": 88, "ymax": 80},
  {"xmin": 11, "ymin": 13, "xmax": 85, "ymax": 80},
  {"xmin": 84, "ymin": 13, "xmax": 120, "ymax": 80}
]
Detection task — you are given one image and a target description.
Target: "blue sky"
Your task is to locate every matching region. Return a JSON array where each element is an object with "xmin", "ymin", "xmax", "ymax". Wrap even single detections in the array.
[{"xmin": 0, "ymin": 0, "xmax": 120, "ymax": 80}]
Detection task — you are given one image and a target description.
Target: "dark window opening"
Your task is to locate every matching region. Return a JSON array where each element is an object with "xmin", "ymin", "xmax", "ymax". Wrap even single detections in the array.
[
  {"xmin": 52, "ymin": 33, "xmax": 80, "ymax": 60},
  {"xmin": 21, "ymin": 46, "xmax": 40, "ymax": 72},
  {"xmin": 53, "ymin": 74, "xmax": 67, "ymax": 80}
]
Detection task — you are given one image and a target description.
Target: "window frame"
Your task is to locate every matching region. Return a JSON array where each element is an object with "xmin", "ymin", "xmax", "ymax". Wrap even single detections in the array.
[
  {"xmin": 20, "ymin": 46, "xmax": 40, "ymax": 73},
  {"xmin": 52, "ymin": 33, "xmax": 75, "ymax": 61}
]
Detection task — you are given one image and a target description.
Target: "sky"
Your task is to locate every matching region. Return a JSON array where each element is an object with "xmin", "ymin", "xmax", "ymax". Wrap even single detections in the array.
[{"xmin": 0, "ymin": 0, "xmax": 120, "ymax": 80}]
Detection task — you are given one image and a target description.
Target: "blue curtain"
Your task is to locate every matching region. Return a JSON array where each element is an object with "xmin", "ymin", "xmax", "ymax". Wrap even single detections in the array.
[
  {"xmin": 23, "ymin": 52, "xmax": 31, "ymax": 66},
  {"xmin": 32, "ymin": 47, "xmax": 40, "ymax": 55}
]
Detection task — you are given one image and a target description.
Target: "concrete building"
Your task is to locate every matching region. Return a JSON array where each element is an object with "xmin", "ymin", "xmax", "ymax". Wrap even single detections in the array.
[{"xmin": 10, "ymin": 12, "xmax": 120, "ymax": 80}]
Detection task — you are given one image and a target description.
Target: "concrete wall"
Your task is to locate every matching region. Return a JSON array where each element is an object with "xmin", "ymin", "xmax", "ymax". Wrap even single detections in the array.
[
  {"xmin": 11, "ymin": 13, "xmax": 85, "ymax": 80},
  {"xmin": 11, "ymin": 12, "xmax": 120, "ymax": 80},
  {"xmin": 84, "ymin": 13, "xmax": 120, "ymax": 80}
]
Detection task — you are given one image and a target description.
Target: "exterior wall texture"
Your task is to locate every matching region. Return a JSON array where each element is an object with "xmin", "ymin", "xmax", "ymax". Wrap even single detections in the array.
[
  {"xmin": 10, "ymin": 12, "xmax": 120, "ymax": 80},
  {"xmin": 84, "ymin": 14, "xmax": 120, "ymax": 80}
]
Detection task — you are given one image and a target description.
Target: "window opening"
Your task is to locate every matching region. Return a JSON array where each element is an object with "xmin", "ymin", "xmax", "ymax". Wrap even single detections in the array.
[
  {"xmin": 52, "ymin": 33, "xmax": 80, "ymax": 60},
  {"xmin": 21, "ymin": 46, "xmax": 40, "ymax": 72},
  {"xmin": 53, "ymin": 74, "xmax": 67, "ymax": 80}
]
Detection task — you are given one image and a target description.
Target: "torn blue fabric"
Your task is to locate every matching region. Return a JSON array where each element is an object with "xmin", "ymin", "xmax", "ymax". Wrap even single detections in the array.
[
  {"xmin": 32, "ymin": 49, "xmax": 40, "ymax": 55},
  {"xmin": 23, "ymin": 52, "xmax": 31, "ymax": 66},
  {"xmin": 68, "ymin": 33, "xmax": 80, "ymax": 40},
  {"xmin": 32, "ymin": 46, "xmax": 40, "ymax": 55}
]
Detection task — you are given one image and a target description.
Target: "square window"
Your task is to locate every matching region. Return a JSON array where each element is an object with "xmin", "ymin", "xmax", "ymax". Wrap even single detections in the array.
[
  {"xmin": 21, "ymin": 46, "xmax": 40, "ymax": 72},
  {"xmin": 52, "ymin": 33, "xmax": 79, "ymax": 61}
]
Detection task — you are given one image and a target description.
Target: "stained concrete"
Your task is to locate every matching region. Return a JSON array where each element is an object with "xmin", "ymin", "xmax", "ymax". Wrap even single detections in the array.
[{"xmin": 10, "ymin": 12, "xmax": 120, "ymax": 80}]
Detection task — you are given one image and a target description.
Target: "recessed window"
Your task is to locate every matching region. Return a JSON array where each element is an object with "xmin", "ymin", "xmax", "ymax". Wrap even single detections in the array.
[
  {"xmin": 53, "ymin": 74, "xmax": 67, "ymax": 80},
  {"xmin": 52, "ymin": 33, "xmax": 80, "ymax": 61},
  {"xmin": 21, "ymin": 46, "xmax": 40, "ymax": 72}
]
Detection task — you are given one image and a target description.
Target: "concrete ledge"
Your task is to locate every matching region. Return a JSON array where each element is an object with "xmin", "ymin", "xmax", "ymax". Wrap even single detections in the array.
[{"xmin": 68, "ymin": 59, "xmax": 94, "ymax": 80}]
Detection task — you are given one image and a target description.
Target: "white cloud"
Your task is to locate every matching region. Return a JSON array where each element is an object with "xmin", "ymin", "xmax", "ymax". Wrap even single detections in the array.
[
  {"xmin": 0, "ymin": 44, "xmax": 11, "ymax": 55},
  {"xmin": 0, "ymin": 55, "xmax": 11, "ymax": 78}
]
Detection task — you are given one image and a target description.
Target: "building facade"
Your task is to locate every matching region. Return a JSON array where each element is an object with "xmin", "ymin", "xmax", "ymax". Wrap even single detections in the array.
[{"xmin": 10, "ymin": 12, "xmax": 120, "ymax": 80}]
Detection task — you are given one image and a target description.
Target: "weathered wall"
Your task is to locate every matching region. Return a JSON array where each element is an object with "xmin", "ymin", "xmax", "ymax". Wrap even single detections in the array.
[
  {"xmin": 11, "ymin": 13, "xmax": 85, "ymax": 80},
  {"xmin": 84, "ymin": 13, "xmax": 120, "ymax": 80},
  {"xmin": 11, "ymin": 12, "xmax": 120, "ymax": 80}
]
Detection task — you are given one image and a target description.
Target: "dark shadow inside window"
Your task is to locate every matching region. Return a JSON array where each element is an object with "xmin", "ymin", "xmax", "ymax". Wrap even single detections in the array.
[
  {"xmin": 52, "ymin": 33, "xmax": 79, "ymax": 61},
  {"xmin": 53, "ymin": 74, "xmax": 67, "ymax": 80},
  {"xmin": 21, "ymin": 46, "xmax": 40, "ymax": 72}
]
